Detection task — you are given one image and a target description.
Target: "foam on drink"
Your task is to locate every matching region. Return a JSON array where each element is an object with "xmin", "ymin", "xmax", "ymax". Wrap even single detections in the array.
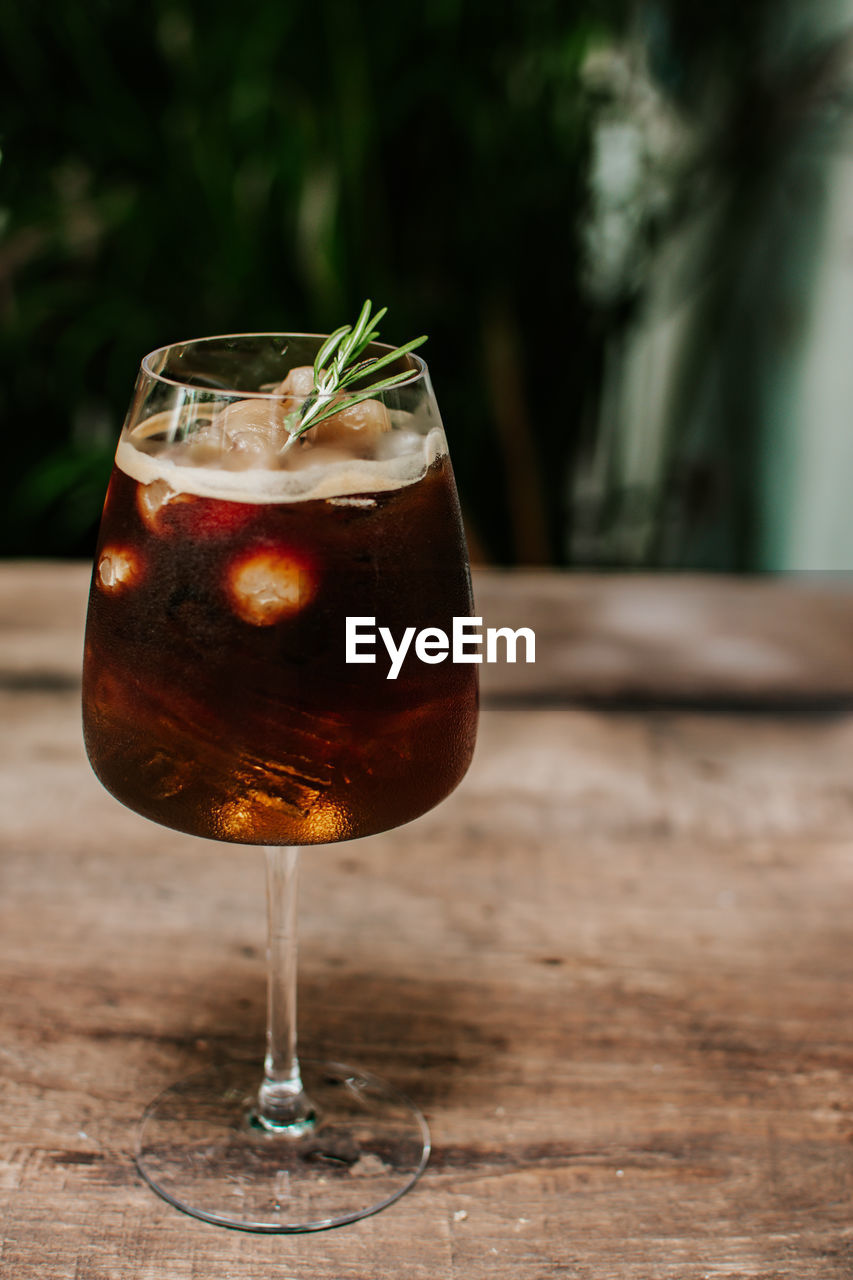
[{"xmin": 116, "ymin": 385, "xmax": 446, "ymax": 506}]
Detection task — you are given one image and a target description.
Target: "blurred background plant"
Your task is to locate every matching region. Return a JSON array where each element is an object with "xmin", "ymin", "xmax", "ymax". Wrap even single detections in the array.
[{"xmin": 2, "ymin": 0, "xmax": 853, "ymax": 566}]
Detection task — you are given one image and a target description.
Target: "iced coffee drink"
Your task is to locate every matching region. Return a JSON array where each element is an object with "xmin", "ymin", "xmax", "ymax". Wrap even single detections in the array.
[{"xmin": 82, "ymin": 333, "xmax": 478, "ymax": 845}]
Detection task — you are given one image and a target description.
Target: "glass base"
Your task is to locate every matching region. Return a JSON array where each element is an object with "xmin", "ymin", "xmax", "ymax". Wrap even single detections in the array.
[{"xmin": 136, "ymin": 1060, "xmax": 430, "ymax": 1232}]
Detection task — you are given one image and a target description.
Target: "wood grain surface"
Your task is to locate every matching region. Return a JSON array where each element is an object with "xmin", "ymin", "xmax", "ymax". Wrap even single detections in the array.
[{"xmin": 2, "ymin": 563, "xmax": 853, "ymax": 1279}]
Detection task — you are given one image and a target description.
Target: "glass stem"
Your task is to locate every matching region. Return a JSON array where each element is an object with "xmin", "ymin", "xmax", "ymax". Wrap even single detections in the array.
[{"xmin": 255, "ymin": 847, "xmax": 316, "ymax": 1134}]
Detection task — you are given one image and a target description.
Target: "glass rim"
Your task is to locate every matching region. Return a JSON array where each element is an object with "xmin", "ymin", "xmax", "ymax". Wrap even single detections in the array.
[{"xmin": 141, "ymin": 332, "xmax": 429, "ymax": 399}]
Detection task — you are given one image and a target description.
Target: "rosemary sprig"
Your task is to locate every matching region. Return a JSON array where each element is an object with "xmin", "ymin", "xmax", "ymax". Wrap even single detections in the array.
[{"xmin": 283, "ymin": 300, "xmax": 426, "ymax": 445}]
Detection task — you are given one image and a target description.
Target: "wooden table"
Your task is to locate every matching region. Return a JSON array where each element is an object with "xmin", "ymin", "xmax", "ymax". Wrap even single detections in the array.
[{"xmin": 2, "ymin": 563, "xmax": 852, "ymax": 1278}]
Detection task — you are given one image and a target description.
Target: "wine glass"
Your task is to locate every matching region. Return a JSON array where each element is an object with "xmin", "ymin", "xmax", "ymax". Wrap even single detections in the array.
[{"xmin": 82, "ymin": 329, "xmax": 478, "ymax": 1231}]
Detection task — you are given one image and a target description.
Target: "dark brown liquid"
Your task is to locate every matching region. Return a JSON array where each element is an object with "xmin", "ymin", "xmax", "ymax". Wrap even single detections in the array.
[{"xmin": 83, "ymin": 456, "xmax": 478, "ymax": 844}]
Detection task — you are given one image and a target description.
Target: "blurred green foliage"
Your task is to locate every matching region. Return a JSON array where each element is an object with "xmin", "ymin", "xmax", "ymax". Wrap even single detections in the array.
[
  {"xmin": 1, "ymin": 0, "xmax": 623, "ymax": 561},
  {"xmin": 4, "ymin": 0, "xmax": 823, "ymax": 566}
]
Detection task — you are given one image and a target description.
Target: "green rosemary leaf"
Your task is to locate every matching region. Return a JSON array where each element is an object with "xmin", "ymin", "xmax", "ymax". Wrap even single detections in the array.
[
  {"xmin": 284, "ymin": 301, "xmax": 427, "ymax": 447},
  {"xmin": 299, "ymin": 370, "xmax": 418, "ymax": 432},
  {"xmin": 334, "ymin": 299, "xmax": 374, "ymax": 368},
  {"xmin": 349, "ymin": 298, "xmax": 374, "ymax": 345},
  {"xmin": 336, "ymin": 334, "xmax": 427, "ymax": 390},
  {"xmin": 313, "ymin": 325, "xmax": 349, "ymax": 379},
  {"xmin": 354, "ymin": 307, "xmax": 387, "ymax": 351}
]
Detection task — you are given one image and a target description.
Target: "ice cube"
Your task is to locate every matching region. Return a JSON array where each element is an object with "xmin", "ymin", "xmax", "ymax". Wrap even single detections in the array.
[
  {"xmin": 274, "ymin": 367, "xmax": 391, "ymax": 458},
  {"xmin": 136, "ymin": 478, "xmax": 192, "ymax": 532},
  {"xmin": 97, "ymin": 546, "xmax": 141, "ymax": 592},
  {"xmin": 183, "ymin": 399, "xmax": 288, "ymax": 469},
  {"xmin": 217, "ymin": 399, "xmax": 288, "ymax": 468},
  {"xmin": 276, "ymin": 365, "xmax": 316, "ymax": 402},
  {"xmin": 306, "ymin": 397, "xmax": 390, "ymax": 457},
  {"xmin": 376, "ymin": 428, "xmax": 423, "ymax": 460},
  {"xmin": 226, "ymin": 549, "xmax": 315, "ymax": 625}
]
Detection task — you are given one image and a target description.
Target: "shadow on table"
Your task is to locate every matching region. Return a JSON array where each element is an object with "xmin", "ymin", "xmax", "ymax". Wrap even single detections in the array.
[{"xmin": 140, "ymin": 963, "xmax": 506, "ymax": 1112}]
